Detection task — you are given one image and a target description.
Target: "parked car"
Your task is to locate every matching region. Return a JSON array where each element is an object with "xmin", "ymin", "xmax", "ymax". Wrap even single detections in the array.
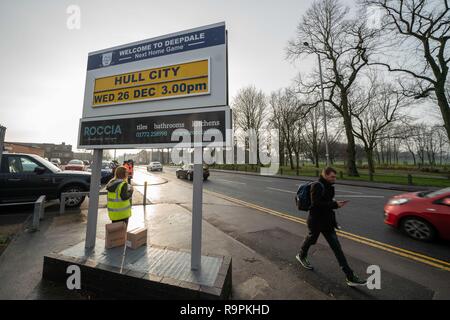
[
  {"xmin": 176, "ymin": 164, "xmax": 209, "ymax": 181},
  {"xmin": 101, "ymin": 161, "xmax": 114, "ymax": 183},
  {"xmin": 0, "ymin": 152, "xmax": 91, "ymax": 207},
  {"xmin": 64, "ymin": 159, "xmax": 86, "ymax": 171},
  {"xmin": 384, "ymin": 187, "xmax": 450, "ymax": 241},
  {"xmin": 50, "ymin": 158, "xmax": 61, "ymax": 167},
  {"xmin": 147, "ymin": 161, "xmax": 163, "ymax": 172},
  {"xmin": 86, "ymin": 161, "xmax": 113, "ymax": 183}
]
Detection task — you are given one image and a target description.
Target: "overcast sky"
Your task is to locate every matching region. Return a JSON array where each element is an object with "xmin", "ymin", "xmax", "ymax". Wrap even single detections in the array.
[{"xmin": 0, "ymin": 0, "xmax": 434, "ymax": 155}]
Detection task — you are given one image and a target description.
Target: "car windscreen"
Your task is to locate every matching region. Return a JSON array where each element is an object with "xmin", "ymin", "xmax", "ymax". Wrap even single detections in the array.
[
  {"xmin": 69, "ymin": 160, "xmax": 83, "ymax": 165},
  {"xmin": 34, "ymin": 156, "xmax": 61, "ymax": 172},
  {"xmin": 421, "ymin": 187, "xmax": 450, "ymax": 198}
]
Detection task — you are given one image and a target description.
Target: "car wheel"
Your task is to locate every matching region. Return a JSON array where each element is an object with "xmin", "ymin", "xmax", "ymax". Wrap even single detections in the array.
[
  {"xmin": 401, "ymin": 217, "xmax": 436, "ymax": 241},
  {"xmin": 61, "ymin": 185, "xmax": 85, "ymax": 208}
]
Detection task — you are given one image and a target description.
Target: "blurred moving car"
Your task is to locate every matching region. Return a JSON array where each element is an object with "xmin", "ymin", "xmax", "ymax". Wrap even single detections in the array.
[
  {"xmin": 64, "ymin": 159, "xmax": 86, "ymax": 171},
  {"xmin": 176, "ymin": 164, "xmax": 209, "ymax": 181},
  {"xmin": 147, "ymin": 161, "xmax": 163, "ymax": 172},
  {"xmin": 384, "ymin": 187, "xmax": 450, "ymax": 241},
  {"xmin": 0, "ymin": 152, "xmax": 91, "ymax": 207}
]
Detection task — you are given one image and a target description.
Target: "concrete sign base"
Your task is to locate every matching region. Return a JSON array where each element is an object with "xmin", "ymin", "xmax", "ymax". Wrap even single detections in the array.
[{"xmin": 42, "ymin": 240, "xmax": 232, "ymax": 299}]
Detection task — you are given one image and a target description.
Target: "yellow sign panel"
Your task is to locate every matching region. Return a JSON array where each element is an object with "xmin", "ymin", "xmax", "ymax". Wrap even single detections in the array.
[
  {"xmin": 92, "ymin": 59, "xmax": 209, "ymax": 106},
  {"xmin": 93, "ymin": 77, "xmax": 209, "ymax": 106}
]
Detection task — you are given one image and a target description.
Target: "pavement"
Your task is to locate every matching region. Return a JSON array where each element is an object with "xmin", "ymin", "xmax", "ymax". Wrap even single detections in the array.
[
  {"xmin": 0, "ymin": 166, "xmax": 449, "ymax": 299},
  {"xmin": 0, "ymin": 174, "xmax": 328, "ymax": 300},
  {"xmin": 135, "ymin": 166, "xmax": 450, "ymax": 299},
  {"xmin": 196, "ymin": 168, "xmax": 450, "ymax": 264}
]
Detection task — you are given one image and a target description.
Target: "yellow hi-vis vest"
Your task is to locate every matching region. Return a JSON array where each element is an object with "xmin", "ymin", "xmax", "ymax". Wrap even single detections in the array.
[{"xmin": 107, "ymin": 180, "xmax": 132, "ymax": 221}]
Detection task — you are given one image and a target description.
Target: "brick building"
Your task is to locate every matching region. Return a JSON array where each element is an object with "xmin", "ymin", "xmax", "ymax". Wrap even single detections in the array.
[
  {"xmin": 3, "ymin": 142, "xmax": 45, "ymax": 158},
  {"xmin": 6, "ymin": 142, "xmax": 74, "ymax": 164}
]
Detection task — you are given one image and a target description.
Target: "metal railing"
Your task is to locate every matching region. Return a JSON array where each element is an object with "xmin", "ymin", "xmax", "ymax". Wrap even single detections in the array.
[
  {"xmin": 60, "ymin": 181, "xmax": 149, "ymax": 214},
  {"xmin": 59, "ymin": 191, "xmax": 107, "ymax": 215},
  {"xmin": 0, "ymin": 195, "xmax": 46, "ymax": 231}
]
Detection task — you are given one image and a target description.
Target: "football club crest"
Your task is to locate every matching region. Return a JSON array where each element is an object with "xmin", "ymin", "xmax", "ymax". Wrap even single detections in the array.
[{"xmin": 101, "ymin": 52, "xmax": 113, "ymax": 67}]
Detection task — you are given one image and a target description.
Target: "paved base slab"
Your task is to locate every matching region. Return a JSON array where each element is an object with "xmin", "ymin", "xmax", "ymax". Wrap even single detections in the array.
[{"xmin": 42, "ymin": 239, "xmax": 232, "ymax": 299}]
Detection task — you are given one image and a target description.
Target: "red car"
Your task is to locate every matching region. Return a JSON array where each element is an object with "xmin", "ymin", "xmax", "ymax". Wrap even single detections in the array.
[
  {"xmin": 384, "ymin": 187, "xmax": 450, "ymax": 241},
  {"xmin": 64, "ymin": 159, "xmax": 86, "ymax": 171}
]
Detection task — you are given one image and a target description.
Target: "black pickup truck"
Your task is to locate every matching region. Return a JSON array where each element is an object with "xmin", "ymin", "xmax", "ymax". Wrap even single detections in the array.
[{"xmin": 0, "ymin": 152, "xmax": 91, "ymax": 208}]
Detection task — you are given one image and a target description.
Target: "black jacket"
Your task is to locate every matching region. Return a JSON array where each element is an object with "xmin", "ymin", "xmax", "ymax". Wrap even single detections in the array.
[
  {"xmin": 106, "ymin": 179, "xmax": 133, "ymax": 201},
  {"xmin": 307, "ymin": 176, "xmax": 339, "ymax": 232}
]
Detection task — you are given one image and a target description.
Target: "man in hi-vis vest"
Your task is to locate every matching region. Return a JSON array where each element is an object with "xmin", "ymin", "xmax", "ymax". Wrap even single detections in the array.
[{"xmin": 106, "ymin": 166, "xmax": 133, "ymax": 224}]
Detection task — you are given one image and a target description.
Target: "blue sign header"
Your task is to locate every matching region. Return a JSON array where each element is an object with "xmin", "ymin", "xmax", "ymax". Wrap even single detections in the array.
[{"xmin": 87, "ymin": 25, "xmax": 225, "ymax": 71}]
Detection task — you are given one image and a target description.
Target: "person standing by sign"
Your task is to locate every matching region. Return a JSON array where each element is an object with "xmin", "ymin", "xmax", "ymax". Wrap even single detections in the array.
[
  {"xmin": 106, "ymin": 166, "xmax": 133, "ymax": 224},
  {"xmin": 122, "ymin": 161, "xmax": 132, "ymax": 184},
  {"xmin": 127, "ymin": 159, "xmax": 134, "ymax": 182}
]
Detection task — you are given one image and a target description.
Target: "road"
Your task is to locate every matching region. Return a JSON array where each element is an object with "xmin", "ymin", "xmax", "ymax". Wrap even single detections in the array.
[{"xmin": 132, "ymin": 166, "xmax": 450, "ymax": 299}]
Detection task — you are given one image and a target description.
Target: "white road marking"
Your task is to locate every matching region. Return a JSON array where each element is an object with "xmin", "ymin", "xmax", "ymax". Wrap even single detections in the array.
[
  {"xmin": 295, "ymin": 183, "xmax": 364, "ymax": 194},
  {"xmin": 231, "ymin": 175, "xmax": 275, "ymax": 183},
  {"xmin": 334, "ymin": 195, "xmax": 384, "ymax": 198},
  {"xmin": 215, "ymin": 178, "xmax": 246, "ymax": 185},
  {"xmin": 267, "ymin": 187, "xmax": 296, "ymax": 194},
  {"xmin": 267, "ymin": 187, "xmax": 384, "ymax": 198},
  {"xmin": 334, "ymin": 189, "xmax": 364, "ymax": 194}
]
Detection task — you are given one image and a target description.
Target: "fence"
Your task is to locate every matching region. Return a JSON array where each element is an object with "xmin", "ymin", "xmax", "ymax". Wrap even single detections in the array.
[
  {"xmin": 0, "ymin": 195, "xmax": 46, "ymax": 231},
  {"xmin": 211, "ymin": 164, "xmax": 450, "ymax": 188}
]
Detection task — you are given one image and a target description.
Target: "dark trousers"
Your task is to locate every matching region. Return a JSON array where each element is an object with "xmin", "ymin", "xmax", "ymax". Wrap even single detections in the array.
[{"xmin": 300, "ymin": 229, "xmax": 354, "ymax": 277}]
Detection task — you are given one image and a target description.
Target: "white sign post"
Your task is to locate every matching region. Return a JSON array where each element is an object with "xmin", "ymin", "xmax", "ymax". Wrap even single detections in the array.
[
  {"xmin": 0, "ymin": 126, "xmax": 6, "ymax": 169},
  {"xmin": 85, "ymin": 149, "xmax": 102, "ymax": 249},
  {"xmin": 191, "ymin": 122, "xmax": 203, "ymax": 270}
]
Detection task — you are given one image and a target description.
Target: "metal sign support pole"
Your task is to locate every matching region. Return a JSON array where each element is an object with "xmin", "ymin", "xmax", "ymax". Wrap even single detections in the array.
[
  {"xmin": 0, "ymin": 126, "xmax": 6, "ymax": 169},
  {"xmin": 85, "ymin": 148, "xmax": 103, "ymax": 249},
  {"xmin": 191, "ymin": 123, "xmax": 203, "ymax": 270}
]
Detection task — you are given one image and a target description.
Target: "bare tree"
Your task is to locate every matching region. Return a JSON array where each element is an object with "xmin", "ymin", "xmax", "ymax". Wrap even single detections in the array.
[
  {"xmin": 350, "ymin": 74, "xmax": 408, "ymax": 174},
  {"xmin": 103, "ymin": 150, "xmax": 112, "ymax": 161},
  {"xmin": 269, "ymin": 89, "xmax": 310, "ymax": 169},
  {"xmin": 232, "ymin": 86, "xmax": 268, "ymax": 164},
  {"xmin": 287, "ymin": 0, "xmax": 379, "ymax": 176},
  {"xmin": 300, "ymin": 107, "xmax": 324, "ymax": 167},
  {"xmin": 363, "ymin": 0, "xmax": 450, "ymax": 141}
]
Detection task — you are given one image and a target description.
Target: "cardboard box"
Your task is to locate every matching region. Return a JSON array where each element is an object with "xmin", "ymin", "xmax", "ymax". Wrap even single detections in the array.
[
  {"xmin": 105, "ymin": 222, "xmax": 126, "ymax": 249},
  {"xmin": 126, "ymin": 227, "xmax": 147, "ymax": 249}
]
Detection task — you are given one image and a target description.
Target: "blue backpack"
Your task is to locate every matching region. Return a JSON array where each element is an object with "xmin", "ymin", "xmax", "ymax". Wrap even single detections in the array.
[{"xmin": 295, "ymin": 181, "xmax": 324, "ymax": 211}]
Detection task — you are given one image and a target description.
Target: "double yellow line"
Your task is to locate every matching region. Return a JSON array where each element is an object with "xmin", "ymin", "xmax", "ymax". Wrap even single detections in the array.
[{"xmin": 205, "ymin": 189, "xmax": 450, "ymax": 272}]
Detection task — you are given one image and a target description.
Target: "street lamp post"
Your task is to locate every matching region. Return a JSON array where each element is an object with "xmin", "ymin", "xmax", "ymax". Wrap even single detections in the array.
[{"xmin": 303, "ymin": 42, "xmax": 331, "ymax": 167}]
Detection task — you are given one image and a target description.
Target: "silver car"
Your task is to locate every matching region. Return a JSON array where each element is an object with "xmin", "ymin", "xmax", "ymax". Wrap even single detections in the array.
[{"xmin": 147, "ymin": 161, "xmax": 163, "ymax": 172}]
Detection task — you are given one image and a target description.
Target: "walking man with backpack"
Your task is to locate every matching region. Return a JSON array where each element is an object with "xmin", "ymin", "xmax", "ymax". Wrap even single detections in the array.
[{"xmin": 295, "ymin": 167, "xmax": 367, "ymax": 287}]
